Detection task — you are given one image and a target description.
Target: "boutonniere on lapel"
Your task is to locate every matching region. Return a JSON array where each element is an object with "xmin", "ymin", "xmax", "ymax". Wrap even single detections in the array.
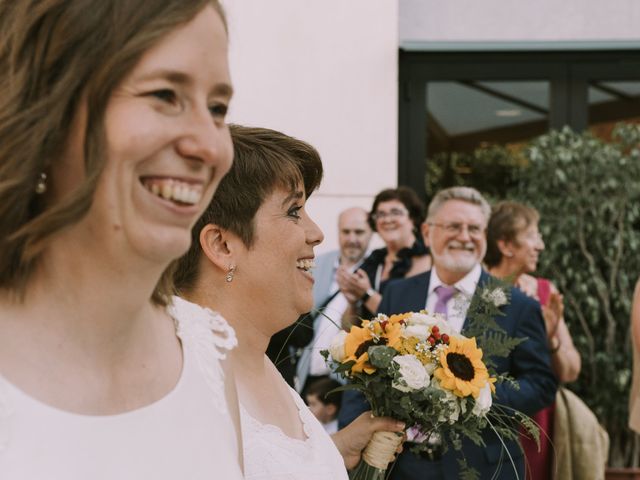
[{"xmin": 463, "ymin": 278, "xmax": 525, "ymax": 365}]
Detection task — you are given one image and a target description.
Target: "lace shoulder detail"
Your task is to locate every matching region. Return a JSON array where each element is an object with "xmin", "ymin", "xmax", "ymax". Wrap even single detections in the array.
[
  {"xmin": 241, "ymin": 387, "xmax": 348, "ymax": 480},
  {"xmin": 168, "ymin": 296, "xmax": 237, "ymax": 356},
  {"xmin": 168, "ymin": 296, "xmax": 237, "ymax": 414}
]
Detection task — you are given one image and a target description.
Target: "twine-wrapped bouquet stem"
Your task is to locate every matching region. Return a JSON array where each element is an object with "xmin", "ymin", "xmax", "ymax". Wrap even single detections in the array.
[{"xmin": 351, "ymin": 430, "xmax": 403, "ymax": 480}]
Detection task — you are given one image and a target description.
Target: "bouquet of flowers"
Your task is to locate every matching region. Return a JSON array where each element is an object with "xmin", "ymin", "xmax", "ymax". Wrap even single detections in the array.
[{"xmin": 322, "ymin": 284, "xmax": 537, "ymax": 480}]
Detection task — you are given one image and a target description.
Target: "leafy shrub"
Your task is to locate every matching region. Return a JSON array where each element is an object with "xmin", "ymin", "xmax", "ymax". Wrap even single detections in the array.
[
  {"xmin": 425, "ymin": 123, "xmax": 640, "ymax": 466},
  {"xmin": 513, "ymin": 125, "xmax": 640, "ymax": 467}
]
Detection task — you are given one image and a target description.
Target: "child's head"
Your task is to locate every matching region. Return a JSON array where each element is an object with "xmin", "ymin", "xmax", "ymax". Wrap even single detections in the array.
[{"xmin": 305, "ymin": 378, "xmax": 342, "ymax": 424}]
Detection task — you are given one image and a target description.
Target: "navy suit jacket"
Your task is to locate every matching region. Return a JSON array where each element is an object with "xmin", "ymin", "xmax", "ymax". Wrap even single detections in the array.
[{"xmin": 339, "ymin": 270, "xmax": 558, "ymax": 480}]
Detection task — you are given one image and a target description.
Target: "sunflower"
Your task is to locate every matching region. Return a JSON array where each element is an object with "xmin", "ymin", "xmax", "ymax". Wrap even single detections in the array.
[
  {"xmin": 343, "ymin": 318, "xmax": 403, "ymax": 374},
  {"xmin": 433, "ymin": 336, "xmax": 490, "ymax": 398}
]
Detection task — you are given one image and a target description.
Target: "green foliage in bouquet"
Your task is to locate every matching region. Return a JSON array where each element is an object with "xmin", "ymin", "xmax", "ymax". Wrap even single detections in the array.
[
  {"xmin": 323, "ymin": 280, "xmax": 537, "ymax": 480},
  {"xmin": 463, "ymin": 278, "xmax": 526, "ymax": 369}
]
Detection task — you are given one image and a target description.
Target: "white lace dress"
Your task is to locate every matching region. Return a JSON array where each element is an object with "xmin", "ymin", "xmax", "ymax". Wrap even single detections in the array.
[
  {"xmin": 241, "ymin": 378, "xmax": 348, "ymax": 480},
  {"xmin": 0, "ymin": 296, "xmax": 243, "ymax": 480}
]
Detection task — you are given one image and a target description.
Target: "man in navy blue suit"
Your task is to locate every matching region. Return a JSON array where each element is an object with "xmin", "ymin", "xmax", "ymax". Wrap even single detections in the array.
[{"xmin": 339, "ymin": 187, "xmax": 557, "ymax": 480}]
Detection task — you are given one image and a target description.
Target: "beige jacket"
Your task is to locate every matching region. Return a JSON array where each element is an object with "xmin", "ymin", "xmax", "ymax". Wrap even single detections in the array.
[
  {"xmin": 553, "ymin": 387, "xmax": 609, "ymax": 480},
  {"xmin": 629, "ymin": 342, "xmax": 640, "ymax": 433}
]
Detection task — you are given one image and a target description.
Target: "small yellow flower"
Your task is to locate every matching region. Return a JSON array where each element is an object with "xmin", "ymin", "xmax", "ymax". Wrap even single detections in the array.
[
  {"xmin": 399, "ymin": 337, "xmax": 431, "ymax": 365},
  {"xmin": 434, "ymin": 337, "xmax": 490, "ymax": 398}
]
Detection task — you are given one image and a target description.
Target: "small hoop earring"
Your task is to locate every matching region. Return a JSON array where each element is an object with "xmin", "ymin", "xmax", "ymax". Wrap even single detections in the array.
[
  {"xmin": 35, "ymin": 172, "xmax": 47, "ymax": 194},
  {"xmin": 225, "ymin": 265, "xmax": 236, "ymax": 283}
]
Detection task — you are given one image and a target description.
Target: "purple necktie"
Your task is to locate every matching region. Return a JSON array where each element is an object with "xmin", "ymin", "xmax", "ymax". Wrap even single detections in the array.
[{"xmin": 434, "ymin": 285, "xmax": 457, "ymax": 318}]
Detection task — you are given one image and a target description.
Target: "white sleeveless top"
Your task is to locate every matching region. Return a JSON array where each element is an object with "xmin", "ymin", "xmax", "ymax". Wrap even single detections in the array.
[
  {"xmin": 241, "ymin": 378, "xmax": 348, "ymax": 480},
  {"xmin": 0, "ymin": 296, "xmax": 243, "ymax": 480}
]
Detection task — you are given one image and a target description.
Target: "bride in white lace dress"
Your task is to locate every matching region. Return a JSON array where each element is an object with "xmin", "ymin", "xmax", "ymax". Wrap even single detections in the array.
[
  {"xmin": 0, "ymin": 2, "xmax": 243, "ymax": 478},
  {"xmin": 174, "ymin": 125, "xmax": 405, "ymax": 479}
]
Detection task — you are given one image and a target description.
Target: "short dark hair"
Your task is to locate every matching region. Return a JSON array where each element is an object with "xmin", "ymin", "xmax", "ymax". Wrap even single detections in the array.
[
  {"xmin": 485, "ymin": 201, "xmax": 540, "ymax": 268},
  {"xmin": 174, "ymin": 124, "xmax": 323, "ymax": 293},
  {"xmin": 368, "ymin": 186, "xmax": 425, "ymax": 232},
  {"xmin": 306, "ymin": 377, "xmax": 342, "ymax": 409}
]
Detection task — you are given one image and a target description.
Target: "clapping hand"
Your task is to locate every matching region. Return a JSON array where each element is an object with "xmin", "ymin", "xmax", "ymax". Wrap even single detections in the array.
[
  {"xmin": 542, "ymin": 291, "xmax": 564, "ymax": 339},
  {"xmin": 336, "ymin": 266, "xmax": 371, "ymax": 304}
]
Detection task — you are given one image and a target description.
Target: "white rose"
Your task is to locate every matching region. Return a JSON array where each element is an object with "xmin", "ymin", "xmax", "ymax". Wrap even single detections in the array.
[
  {"xmin": 404, "ymin": 324, "xmax": 430, "ymax": 341},
  {"xmin": 483, "ymin": 288, "xmax": 508, "ymax": 307},
  {"xmin": 472, "ymin": 383, "xmax": 493, "ymax": 417},
  {"xmin": 328, "ymin": 330, "xmax": 347, "ymax": 362},
  {"xmin": 406, "ymin": 312, "xmax": 439, "ymax": 327},
  {"xmin": 392, "ymin": 355, "xmax": 431, "ymax": 392},
  {"xmin": 406, "ymin": 314, "xmax": 456, "ymax": 339}
]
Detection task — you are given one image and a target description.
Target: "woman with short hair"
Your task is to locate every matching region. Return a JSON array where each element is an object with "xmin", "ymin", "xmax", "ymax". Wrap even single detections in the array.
[{"xmin": 175, "ymin": 125, "xmax": 405, "ymax": 479}]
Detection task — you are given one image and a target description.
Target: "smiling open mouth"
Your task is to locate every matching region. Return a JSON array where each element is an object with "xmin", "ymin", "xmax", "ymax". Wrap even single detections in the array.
[
  {"xmin": 296, "ymin": 259, "xmax": 315, "ymax": 272},
  {"xmin": 140, "ymin": 177, "xmax": 204, "ymax": 206}
]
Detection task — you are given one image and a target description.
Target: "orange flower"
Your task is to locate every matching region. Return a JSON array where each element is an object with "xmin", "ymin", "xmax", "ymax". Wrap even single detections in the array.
[
  {"xmin": 381, "ymin": 321, "xmax": 403, "ymax": 351},
  {"xmin": 343, "ymin": 317, "xmax": 403, "ymax": 374},
  {"xmin": 344, "ymin": 325, "xmax": 376, "ymax": 374},
  {"xmin": 433, "ymin": 337, "xmax": 490, "ymax": 398}
]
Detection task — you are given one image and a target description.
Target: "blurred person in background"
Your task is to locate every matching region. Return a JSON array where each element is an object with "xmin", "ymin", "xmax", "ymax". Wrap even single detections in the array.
[
  {"xmin": 340, "ymin": 187, "xmax": 556, "ymax": 480},
  {"xmin": 485, "ymin": 200, "xmax": 581, "ymax": 480},
  {"xmin": 338, "ymin": 187, "xmax": 431, "ymax": 327},
  {"xmin": 305, "ymin": 377, "xmax": 343, "ymax": 435}
]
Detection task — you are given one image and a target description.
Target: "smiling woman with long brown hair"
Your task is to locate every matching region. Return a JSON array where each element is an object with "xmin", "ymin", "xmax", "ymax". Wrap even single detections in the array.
[{"xmin": 0, "ymin": 1, "xmax": 243, "ymax": 478}]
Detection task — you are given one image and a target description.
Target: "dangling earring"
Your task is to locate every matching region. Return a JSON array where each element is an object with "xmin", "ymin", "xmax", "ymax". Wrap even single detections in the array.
[
  {"xmin": 35, "ymin": 172, "xmax": 47, "ymax": 194},
  {"xmin": 505, "ymin": 252, "xmax": 514, "ymax": 258},
  {"xmin": 225, "ymin": 265, "xmax": 236, "ymax": 283}
]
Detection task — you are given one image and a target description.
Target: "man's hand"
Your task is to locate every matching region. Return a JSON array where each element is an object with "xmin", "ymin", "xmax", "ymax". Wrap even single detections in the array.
[{"xmin": 337, "ymin": 267, "xmax": 372, "ymax": 304}]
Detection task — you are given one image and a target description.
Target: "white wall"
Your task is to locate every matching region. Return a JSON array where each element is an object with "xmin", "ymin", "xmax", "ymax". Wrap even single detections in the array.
[
  {"xmin": 400, "ymin": 0, "xmax": 640, "ymax": 43},
  {"xmin": 222, "ymin": 0, "xmax": 398, "ymax": 254}
]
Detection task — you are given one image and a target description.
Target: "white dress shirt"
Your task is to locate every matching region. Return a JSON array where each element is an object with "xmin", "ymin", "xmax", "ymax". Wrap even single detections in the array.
[
  {"xmin": 309, "ymin": 261, "xmax": 348, "ymax": 376},
  {"xmin": 425, "ymin": 263, "xmax": 482, "ymax": 333}
]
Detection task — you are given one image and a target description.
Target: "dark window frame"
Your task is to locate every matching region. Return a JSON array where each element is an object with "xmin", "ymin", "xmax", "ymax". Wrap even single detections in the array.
[{"xmin": 398, "ymin": 50, "xmax": 640, "ymax": 198}]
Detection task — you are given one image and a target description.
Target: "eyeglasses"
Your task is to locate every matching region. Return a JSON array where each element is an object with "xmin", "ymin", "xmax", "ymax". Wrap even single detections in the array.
[
  {"xmin": 428, "ymin": 222, "xmax": 485, "ymax": 238},
  {"xmin": 371, "ymin": 208, "xmax": 408, "ymax": 222}
]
